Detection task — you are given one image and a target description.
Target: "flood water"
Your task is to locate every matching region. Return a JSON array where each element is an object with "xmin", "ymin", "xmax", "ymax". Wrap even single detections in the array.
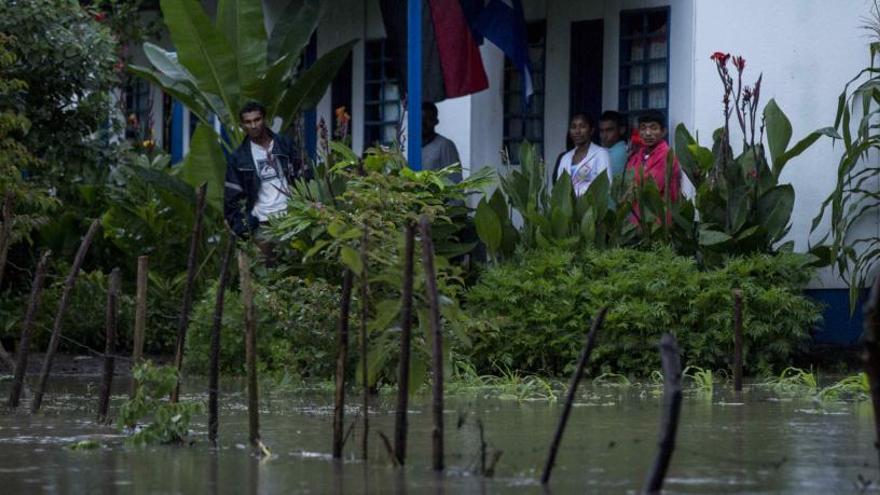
[{"xmin": 0, "ymin": 376, "xmax": 876, "ymax": 494}]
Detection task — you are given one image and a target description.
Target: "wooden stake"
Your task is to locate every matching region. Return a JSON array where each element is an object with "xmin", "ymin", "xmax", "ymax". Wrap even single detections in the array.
[
  {"xmin": 359, "ymin": 230, "xmax": 370, "ymax": 461},
  {"xmin": 239, "ymin": 251, "xmax": 266, "ymax": 456},
  {"xmin": 171, "ymin": 182, "xmax": 208, "ymax": 403},
  {"xmin": 0, "ymin": 191, "xmax": 14, "ymax": 289},
  {"xmin": 733, "ymin": 289, "xmax": 743, "ymax": 392},
  {"xmin": 643, "ymin": 333, "xmax": 684, "ymax": 495},
  {"xmin": 209, "ymin": 237, "xmax": 236, "ymax": 445},
  {"xmin": 332, "ymin": 269, "xmax": 354, "ymax": 459},
  {"xmin": 130, "ymin": 255, "xmax": 148, "ymax": 397},
  {"xmin": 419, "ymin": 215, "xmax": 444, "ymax": 472},
  {"xmin": 32, "ymin": 218, "xmax": 101, "ymax": 413},
  {"xmin": 97, "ymin": 268, "xmax": 121, "ymax": 422},
  {"xmin": 862, "ymin": 272, "xmax": 880, "ymax": 473},
  {"xmin": 541, "ymin": 307, "xmax": 608, "ymax": 485},
  {"xmin": 8, "ymin": 250, "xmax": 51, "ymax": 408},
  {"xmin": 394, "ymin": 223, "xmax": 415, "ymax": 465}
]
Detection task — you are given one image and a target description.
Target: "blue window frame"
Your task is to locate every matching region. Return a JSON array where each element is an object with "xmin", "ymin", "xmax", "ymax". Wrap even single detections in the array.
[
  {"xmin": 503, "ymin": 20, "xmax": 546, "ymax": 164},
  {"xmin": 364, "ymin": 39, "xmax": 401, "ymax": 147},
  {"xmin": 619, "ymin": 7, "xmax": 670, "ymax": 129}
]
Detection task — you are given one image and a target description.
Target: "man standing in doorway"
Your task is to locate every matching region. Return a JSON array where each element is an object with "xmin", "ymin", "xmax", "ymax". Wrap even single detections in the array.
[
  {"xmin": 598, "ymin": 110, "xmax": 628, "ymax": 177},
  {"xmin": 421, "ymin": 102, "xmax": 462, "ymax": 183},
  {"xmin": 224, "ymin": 102, "xmax": 306, "ymax": 257}
]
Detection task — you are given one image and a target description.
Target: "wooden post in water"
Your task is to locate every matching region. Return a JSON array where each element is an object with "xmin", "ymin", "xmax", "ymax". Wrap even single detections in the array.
[
  {"xmin": 130, "ymin": 256, "xmax": 148, "ymax": 397},
  {"xmin": 643, "ymin": 333, "xmax": 684, "ymax": 495},
  {"xmin": 359, "ymin": 230, "xmax": 370, "ymax": 461},
  {"xmin": 32, "ymin": 219, "xmax": 101, "ymax": 413},
  {"xmin": 333, "ymin": 269, "xmax": 354, "ymax": 458},
  {"xmin": 394, "ymin": 223, "xmax": 415, "ymax": 465},
  {"xmin": 239, "ymin": 251, "xmax": 265, "ymax": 455},
  {"xmin": 419, "ymin": 215, "xmax": 444, "ymax": 472},
  {"xmin": 541, "ymin": 307, "xmax": 608, "ymax": 485},
  {"xmin": 208, "ymin": 237, "xmax": 236, "ymax": 445},
  {"xmin": 733, "ymin": 289, "xmax": 744, "ymax": 392},
  {"xmin": 171, "ymin": 183, "xmax": 207, "ymax": 403},
  {"xmin": 862, "ymin": 272, "xmax": 880, "ymax": 473},
  {"xmin": 97, "ymin": 268, "xmax": 121, "ymax": 422},
  {"xmin": 8, "ymin": 250, "xmax": 51, "ymax": 408}
]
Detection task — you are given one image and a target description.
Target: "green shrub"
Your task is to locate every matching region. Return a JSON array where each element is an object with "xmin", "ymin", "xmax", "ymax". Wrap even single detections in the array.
[
  {"xmin": 185, "ymin": 275, "xmax": 343, "ymax": 379},
  {"xmin": 119, "ymin": 361, "xmax": 201, "ymax": 446},
  {"xmin": 463, "ymin": 247, "xmax": 821, "ymax": 377}
]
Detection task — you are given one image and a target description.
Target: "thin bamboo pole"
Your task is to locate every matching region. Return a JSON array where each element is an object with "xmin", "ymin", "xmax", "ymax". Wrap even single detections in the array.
[
  {"xmin": 209, "ymin": 237, "xmax": 236, "ymax": 445},
  {"xmin": 97, "ymin": 268, "xmax": 121, "ymax": 422},
  {"xmin": 642, "ymin": 333, "xmax": 684, "ymax": 494},
  {"xmin": 239, "ymin": 251, "xmax": 267, "ymax": 456},
  {"xmin": 419, "ymin": 215, "xmax": 444, "ymax": 472},
  {"xmin": 332, "ymin": 269, "xmax": 354, "ymax": 458},
  {"xmin": 8, "ymin": 250, "xmax": 51, "ymax": 408},
  {"xmin": 130, "ymin": 255, "xmax": 148, "ymax": 397},
  {"xmin": 171, "ymin": 183, "xmax": 207, "ymax": 403},
  {"xmin": 541, "ymin": 307, "xmax": 608, "ymax": 484},
  {"xmin": 394, "ymin": 223, "xmax": 415, "ymax": 465},
  {"xmin": 32, "ymin": 219, "xmax": 101, "ymax": 413}
]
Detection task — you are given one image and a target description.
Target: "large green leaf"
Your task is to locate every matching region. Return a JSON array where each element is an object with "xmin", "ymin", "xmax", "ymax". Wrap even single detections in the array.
[
  {"xmin": 764, "ymin": 99, "xmax": 792, "ymax": 173},
  {"xmin": 273, "ymin": 39, "xmax": 359, "ymax": 129},
  {"xmin": 699, "ymin": 228, "xmax": 732, "ymax": 246},
  {"xmin": 267, "ymin": 0, "xmax": 325, "ymax": 64},
  {"xmin": 142, "ymin": 42, "xmax": 195, "ymax": 83},
  {"xmin": 474, "ymin": 199, "xmax": 502, "ymax": 255},
  {"xmin": 758, "ymin": 184, "xmax": 795, "ymax": 242},
  {"xmin": 216, "ymin": 0, "xmax": 268, "ymax": 104},
  {"xmin": 160, "ymin": 0, "xmax": 240, "ymax": 117},
  {"xmin": 127, "ymin": 64, "xmax": 212, "ymax": 124},
  {"xmin": 549, "ymin": 171, "xmax": 574, "ymax": 219},
  {"xmin": 771, "ymin": 126, "xmax": 840, "ymax": 178},
  {"xmin": 675, "ymin": 124, "xmax": 702, "ymax": 187},
  {"xmin": 179, "ymin": 123, "xmax": 227, "ymax": 212}
]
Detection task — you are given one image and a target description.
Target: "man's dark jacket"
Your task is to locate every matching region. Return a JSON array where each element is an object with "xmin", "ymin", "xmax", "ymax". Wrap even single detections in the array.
[{"xmin": 223, "ymin": 130, "xmax": 308, "ymax": 237}]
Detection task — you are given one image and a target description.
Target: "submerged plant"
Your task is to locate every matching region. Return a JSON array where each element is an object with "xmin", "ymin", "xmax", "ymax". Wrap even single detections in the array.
[
  {"xmin": 118, "ymin": 361, "xmax": 203, "ymax": 446},
  {"xmin": 683, "ymin": 366, "xmax": 715, "ymax": 393},
  {"xmin": 816, "ymin": 373, "xmax": 870, "ymax": 402},
  {"xmin": 761, "ymin": 366, "xmax": 819, "ymax": 394}
]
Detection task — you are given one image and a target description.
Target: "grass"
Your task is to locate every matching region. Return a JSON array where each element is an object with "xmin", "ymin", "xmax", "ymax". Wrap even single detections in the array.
[{"xmin": 448, "ymin": 361, "xmax": 560, "ymax": 402}]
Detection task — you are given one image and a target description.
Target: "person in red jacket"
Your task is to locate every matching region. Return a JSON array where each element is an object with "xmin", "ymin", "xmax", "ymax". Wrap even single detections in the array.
[{"xmin": 625, "ymin": 110, "xmax": 681, "ymax": 223}]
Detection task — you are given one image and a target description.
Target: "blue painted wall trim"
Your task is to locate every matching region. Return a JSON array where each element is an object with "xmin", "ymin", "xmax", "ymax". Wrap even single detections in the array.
[
  {"xmin": 806, "ymin": 288, "xmax": 864, "ymax": 346},
  {"xmin": 406, "ymin": 0, "xmax": 422, "ymax": 170},
  {"xmin": 170, "ymin": 100, "xmax": 184, "ymax": 164}
]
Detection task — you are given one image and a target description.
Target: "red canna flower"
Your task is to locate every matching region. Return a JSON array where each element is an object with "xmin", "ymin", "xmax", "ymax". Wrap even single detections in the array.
[
  {"xmin": 732, "ymin": 56, "xmax": 746, "ymax": 72},
  {"xmin": 710, "ymin": 51, "xmax": 730, "ymax": 65},
  {"xmin": 94, "ymin": 12, "xmax": 107, "ymax": 22}
]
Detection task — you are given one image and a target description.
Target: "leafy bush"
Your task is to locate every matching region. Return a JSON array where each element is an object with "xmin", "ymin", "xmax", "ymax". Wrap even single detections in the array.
[
  {"xmin": 463, "ymin": 246, "xmax": 821, "ymax": 377},
  {"xmin": 118, "ymin": 361, "xmax": 202, "ymax": 446},
  {"xmin": 185, "ymin": 275, "xmax": 343, "ymax": 379}
]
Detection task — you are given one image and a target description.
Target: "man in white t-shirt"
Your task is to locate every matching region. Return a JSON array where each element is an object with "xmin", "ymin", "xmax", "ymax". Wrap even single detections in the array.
[{"xmin": 224, "ymin": 102, "xmax": 308, "ymax": 260}]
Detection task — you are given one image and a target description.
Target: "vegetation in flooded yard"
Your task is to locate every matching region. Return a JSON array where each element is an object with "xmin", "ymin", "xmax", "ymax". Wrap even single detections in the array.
[{"xmin": 3, "ymin": 0, "xmax": 880, "ymax": 493}]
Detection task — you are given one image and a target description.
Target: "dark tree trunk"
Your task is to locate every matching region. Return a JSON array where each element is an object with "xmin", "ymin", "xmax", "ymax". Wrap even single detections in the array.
[
  {"xmin": 332, "ymin": 269, "xmax": 354, "ymax": 459},
  {"xmin": 419, "ymin": 215, "xmax": 444, "ymax": 472},
  {"xmin": 97, "ymin": 268, "xmax": 121, "ymax": 422},
  {"xmin": 643, "ymin": 333, "xmax": 684, "ymax": 494},
  {"xmin": 209, "ymin": 237, "xmax": 236, "ymax": 445}
]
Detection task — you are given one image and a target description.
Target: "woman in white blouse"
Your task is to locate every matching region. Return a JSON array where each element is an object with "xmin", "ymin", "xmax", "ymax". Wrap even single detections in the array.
[{"xmin": 552, "ymin": 113, "xmax": 612, "ymax": 196}]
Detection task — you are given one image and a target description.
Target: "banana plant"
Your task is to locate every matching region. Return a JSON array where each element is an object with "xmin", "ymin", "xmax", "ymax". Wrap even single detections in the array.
[{"xmin": 128, "ymin": 0, "xmax": 356, "ymax": 208}]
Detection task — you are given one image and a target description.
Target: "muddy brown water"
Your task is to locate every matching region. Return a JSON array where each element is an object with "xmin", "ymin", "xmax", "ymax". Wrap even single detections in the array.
[{"xmin": 0, "ymin": 377, "xmax": 875, "ymax": 494}]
